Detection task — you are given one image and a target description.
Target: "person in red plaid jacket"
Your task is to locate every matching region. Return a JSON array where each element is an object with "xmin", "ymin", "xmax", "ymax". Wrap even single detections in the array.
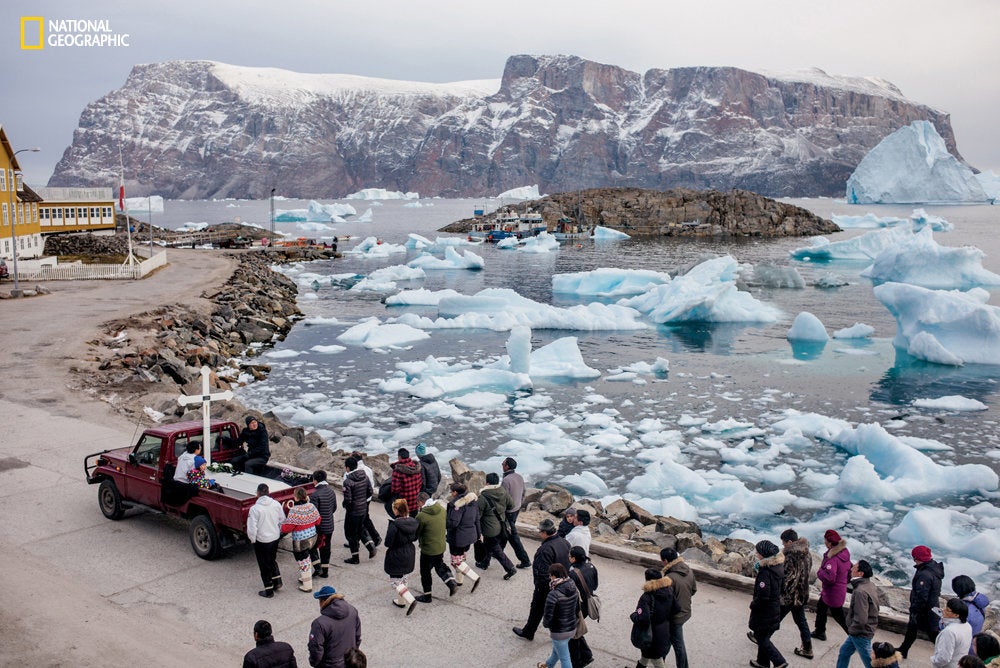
[{"xmin": 390, "ymin": 448, "xmax": 424, "ymax": 517}]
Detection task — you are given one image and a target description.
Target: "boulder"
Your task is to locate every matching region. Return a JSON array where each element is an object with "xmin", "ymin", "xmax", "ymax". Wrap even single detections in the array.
[
  {"xmin": 616, "ymin": 519, "xmax": 644, "ymax": 538},
  {"xmin": 656, "ymin": 515, "xmax": 702, "ymax": 537},
  {"xmin": 625, "ymin": 500, "xmax": 658, "ymax": 526},
  {"xmin": 539, "ymin": 485, "xmax": 575, "ymax": 514},
  {"xmin": 675, "ymin": 532, "xmax": 704, "ymax": 553},
  {"xmin": 603, "ymin": 499, "xmax": 631, "ymax": 527}
]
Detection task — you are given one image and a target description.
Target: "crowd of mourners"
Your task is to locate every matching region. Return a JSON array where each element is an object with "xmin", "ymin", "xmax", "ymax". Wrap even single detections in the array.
[{"xmin": 238, "ymin": 439, "xmax": 997, "ymax": 668}]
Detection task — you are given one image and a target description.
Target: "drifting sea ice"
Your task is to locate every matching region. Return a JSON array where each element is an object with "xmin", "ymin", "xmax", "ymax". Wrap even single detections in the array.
[
  {"xmin": 832, "ymin": 323, "xmax": 874, "ymax": 339},
  {"xmin": 344, "ymin": 236, "xmax": 407, "ymax": 257},
  {"xmin": 385, "ymin": 288, "xmax": 462, "ymax": 306},
  {"xmin": 552, "ymin": 268, "xmax": 670, "ymax": 298},
  {"xmin": 888, "ymin": 506, "xmax": 1000, "ymax": 564},
  {"xmin": 518, "ymin": 232, "xmax": 561, "ymax": 253},
  {"xmin": 336, "ymin": 318, "xmax": 430, "ymax": 350},
  {"xmin": 873, "ymin": 282, "xmax": 1000, "ymax": 365},
  {"xmin": 860, "ymin": 227, "xmax": 1000, "ymax": 289},
  {"xmin": 830, "ymin": 209, "xmax": 952, "ymax": 232},
  {"xmin": 275, "ymin": 200, "xmax": 357, "ymax": 222},
  {"xmin": 911, "ymin": 395, "xmax": 988, "ymax": 411},
  {"xmin": 619, "ymin": 256, "xmax": 781, "ymax": 323},
  {"xmin": 743, "ymin": 264, "xmax": 806, "ymax": 289},
  {"xmin": 787, "ymin": 312, "xmax": 829, "ymax": 342},
  {"xmin": 407, "ymin": 246, "xmax": 485, "ymax": 270},
  {"xmin": 790, "ymin": 224, "xmax": 915, "ymax": 262},
  {"xmin": 344, "ymin": 188, "xmax": 419, "ymax": 200},
  {"xmin": 592, "ymin": 226, "xmax": 630, "ymax": 240}
]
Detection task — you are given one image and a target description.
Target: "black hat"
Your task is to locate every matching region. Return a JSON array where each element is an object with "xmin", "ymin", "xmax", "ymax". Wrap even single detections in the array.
[{"xmin": 755, "ymin": 540, "xmax": 779, "ymax": 558}]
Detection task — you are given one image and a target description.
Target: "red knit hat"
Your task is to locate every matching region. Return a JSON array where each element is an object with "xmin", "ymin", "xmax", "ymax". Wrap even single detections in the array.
[
  {"xmin": 911, "ymin": 545, "xmax": 932, "ymax": 562},
  {"xmin": 824, "ymin": 529, "xmax": 842, "ymax": 543}
]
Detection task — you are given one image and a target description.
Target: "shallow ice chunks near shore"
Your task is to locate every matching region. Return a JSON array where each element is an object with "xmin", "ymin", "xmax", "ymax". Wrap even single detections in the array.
[
  {"xmin": 889, "ymin": 507, "xmax": 1000, "ymax": 563},
  {"xmin": 407, "ymin": 246, "xmax": 485, "ymax": 270},
  {"xmin": 721, "ymin": 463, "xmax": 797, "ymax": 485},
  {"xmin": 787, "ymin": 312, "xmax": 830, "ymax": 342},
  {"xmin": 496, "ymin": 236, "xmax": 520, "ymax": 249},
  {"xmin": 369, "ymin": 265, "xmax": 425, "ymax": 282},
  {"xmin": 395, "ymin": 288, "xmax": 648, "ymax": 332},
  {"xmin": 828, "ymin": 423, "xmax": 998, "ymax": 501},
  {"xmin": 790, "ymin": 224, "xmax": 916, "ymax": 262},
  {"xmin": 449, "ymin": 391, "xmax": 508, "ymax": 410},
  {"xmin": 528, "ymin": 337, "xmax": 601, "ymax": 379},
  {"xmin": 743, "ymin": 264, "xmax": 806, "ymax": 289},
  {"xmin": 592, "ymin": 226, "xmax": 630, "ymax": 240},
  {"xmin": 393, "ymin": 368, "xmax": 532, "ymax": 400},
  {"xmin": 909, "ymin": 209, "xmax": 953, "ymax": 232},
  {"xmin": 337, "ymin": 319, "xmax": 430, "ymax": 349},
  {"xmin": 860, "ymin": 227, "xmax": 1000, "ymax": 289},
  {"xmin": 290, "ymin": 405, "xmax": 368, "ymax": 426},
  {"xmin": 263, "ymin": 348, "xmax": 301, "ymax": 359},
  {"xmin": 505, "ymin": 422, "xmax": 589, "ymax": 456},
  {"xmin": 413, "ymin": 401, "xmax": 467, "ymax": 420},
  {"xmin": 873, "ymin": 282, "xmax": 1000, "ymax": 365},
  {"xmin": 344, "ymin": 236, "xmax": 407, "ymax": 257},
  {"xmin": 559, "ymin": 471, "xmax": 610, "ymax": 496},
  {"xmin": 302, "ymin": 316, "xmax": 340, "ymax": 326},
  {"xmin": 620, "ymin": 256, "xmax": 780, "ymax": 323},
  {"xmin": 552, "ymin": 268, "xmax": 670, "ymax": 298},
  {"xmin": 700, "ymin": 418, "xmax": 764, "ymax": 439},
  {"xmin": 769, "ymin": 409, "xmax": 853, "ymax": 441},
  {"xmin": 385, "ymin": 288, "xmax": 461, "ymax": 306},
  {"xmin": 833, "ymin": 323, "xmax": 874, "ymax": 339},
  {"xmin": 814, "ymin": 272, "xmax": 850, "ymax": 288},
  {"xmin": 337, "ymin": 318, "xmax": 381, "ymax": 345},
  {"xmin": 518, "ymin": 232, "xmax": 560, "ymax": 253},
  {"xmin": 846, "ymin": 121, "xmax": 989, "ymax": 204},
  {"xmin": 497, "ymin": 184, "xmax": 540, "ymax": 200},
  {"xmin": 310, "ymin": 344, "xmax": 346, "ymax": 354},
  {"xmin": 506, "ymin": 326, "xmax": 532, "ymax": 374},
  {"xmin": 912, "ymin": 395, "xmax": 988, "ymax": 411}
]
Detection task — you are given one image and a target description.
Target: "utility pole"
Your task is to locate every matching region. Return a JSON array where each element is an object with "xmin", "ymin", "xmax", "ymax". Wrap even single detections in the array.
[{"xmin": 7, "ymin": 147, "xmax": 40, "ymax": 296}]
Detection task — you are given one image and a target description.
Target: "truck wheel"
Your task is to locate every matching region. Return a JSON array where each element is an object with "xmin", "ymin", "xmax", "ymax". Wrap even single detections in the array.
[
  {"xmin": 190, "ymin": 514, "xmax": 222, "ymax": 560},
  {"xmin": 98, "ymin": 479, "xmax": 125, "ymax": 520}
]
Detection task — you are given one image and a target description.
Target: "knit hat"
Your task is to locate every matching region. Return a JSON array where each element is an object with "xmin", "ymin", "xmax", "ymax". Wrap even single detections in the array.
[
  {"xmin": 755, "ymin": 540, "xmax": 780, "ymax": 558},
  {"xmin": 193, "ymin": 455, "xmax": 207, "ymax": 468},
  {"xmin": 415, "ymin": 443, "xmax": 427, "ymax": 456},
  {"xmin": 824, "ymin": 529, "xmax": 842, "ymax": 543},
  {"xmin": 313, "ymin": 585, "xmax": 336, "ymax": 599},
  {"xmin": 245, "ymin": 415, "xmax": 257, "ymax": 427},
  {"xmin": 912, "ymin": 545, "xmax": 933, "ymax": 562}
]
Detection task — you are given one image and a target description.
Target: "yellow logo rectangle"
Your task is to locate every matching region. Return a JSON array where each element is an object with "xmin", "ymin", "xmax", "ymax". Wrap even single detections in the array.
[{"xmin": 21, "ymin": 17, "xmax": 44, "ymax": 50}]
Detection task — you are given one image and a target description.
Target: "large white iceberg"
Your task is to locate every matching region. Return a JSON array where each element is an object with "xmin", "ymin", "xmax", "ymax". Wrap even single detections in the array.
[
  {"xmin": 846, "ymin": 121, "xmax": 988, "ymax": 204},
  {"xmin": 975, "ymin": 170, "xmax": 1000, "ymax": 201},
  {"xmin": 873, "ymin": 282, "xmax": 1000, "ymax": 365},
  {"xmin": 790, "ymin": 224, "xmax": 915, "ymax": 262},
  {"xmin": 860, "ymin": 226, "xmax": 1000, "ymax": 289},
  {"xmin": 345, "ymin": 188, "xmax": 419, "ymax": 200},
  {"xmin": 830, "ymin": 209, "xmax": 952, "ymax": 232},
  {"xmin": 518, "ymin": 232, "xmax": 560, "ymax": 254},
  {"xmin": 620, "ymin": 256, "xmax": 781, "ymax": 323},
  {"xmin": 553, "ymin": 268, "xmax": 671, "ymax": 298},
  {"xmin": 496, "ymin": 185, "xmax": 540, "ymax": 200},
  {"xmin": 275, "ymin": 200, "xmax": 357, "ymax": 222}
]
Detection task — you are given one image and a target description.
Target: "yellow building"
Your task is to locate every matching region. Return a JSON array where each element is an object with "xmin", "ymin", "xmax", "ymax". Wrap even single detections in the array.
[
  {"xmin": 1, "ymin": 125, "xmax": 43, "ymax": 261},
  {"xmin": 34, "ymin": 187, "xmax": 117, "ymax": 235}
]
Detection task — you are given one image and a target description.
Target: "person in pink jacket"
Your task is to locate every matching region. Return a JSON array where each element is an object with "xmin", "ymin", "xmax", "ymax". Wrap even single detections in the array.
[{"xmin": 811, "ymin": 529, "xmax": 851, "ymax": 641}]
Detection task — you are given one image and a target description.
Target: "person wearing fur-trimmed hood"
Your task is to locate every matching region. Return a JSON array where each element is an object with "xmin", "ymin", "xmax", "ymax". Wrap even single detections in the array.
[
  {"xmin": 870, "ymin": 641, "xmax": 902, "ymax": 668},
  {"xmin": 630, "ymin": 568, "xmax": 679, "ymax": 667},
  {"xmin": 748, "ymin": 540, "xmax": 788, "ymax": 668},
  {"xmin": 812, "ymin": 529, "xmax": 851, "ymax": 641},
  {"xmin": 445, "ymin": 482, "xmax": 481, "ymax": 591},
  {"xmin": 778, "ymin": 529, "xmax": 814, "ymax": 659},
  {"xmin": 660, "ymin": 547, "xmax": 696, "ymax": 668}
]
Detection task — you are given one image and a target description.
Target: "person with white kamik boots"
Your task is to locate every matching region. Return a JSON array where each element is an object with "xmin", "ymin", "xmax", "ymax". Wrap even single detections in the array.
[
  {"xmin": 445, "ymin": 482, "xmax": 482, "ymax": 593},
  {"xmin": 281, "ymin": 487, "xmax": 321, "ymax": 592},
  {"xmin": 384, "ymin": 498, "xmax": 420, "ymax": 614}
]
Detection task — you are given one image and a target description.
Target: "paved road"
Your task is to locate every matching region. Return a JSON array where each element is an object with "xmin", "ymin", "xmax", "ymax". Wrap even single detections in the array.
[{"xmin": 0, "ymin": 251, "xmax": 933, "ymax": 666}]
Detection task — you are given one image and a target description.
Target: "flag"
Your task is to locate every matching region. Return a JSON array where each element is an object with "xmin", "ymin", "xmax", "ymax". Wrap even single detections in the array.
[{"xmin": 118, "ymin": 184, "xmax": 125, "ymax": 211}]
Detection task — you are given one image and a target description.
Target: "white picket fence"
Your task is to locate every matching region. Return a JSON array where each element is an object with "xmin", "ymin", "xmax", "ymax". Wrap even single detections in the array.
[{"xmin": 16, "ymin": 250, "xmax": 167, "ymax": 281}]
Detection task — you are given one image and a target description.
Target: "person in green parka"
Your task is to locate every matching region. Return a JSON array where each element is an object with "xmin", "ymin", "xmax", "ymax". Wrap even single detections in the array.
[{"xmin": 414, "ymin": 492, "xmax": 458, "ymax": 602}]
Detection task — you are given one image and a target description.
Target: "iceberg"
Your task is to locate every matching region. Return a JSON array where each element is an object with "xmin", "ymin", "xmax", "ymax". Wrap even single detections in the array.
[
  {"xmin": 860, "ymin": 227, "xmax": 1000, "ymax": 289},
  {"xmin": 385, "ymin": 288, "xmax": 461, "ymax": 306},
  {"xmin": 832, "ymin": 323, "xmax": 875, "ymax": 339},
  {"xmin": 790, "ymin": 224, "xmax": 915, "ymax": 262},
  {"xmin": 830, "ymin": 209, "xmax": 952, "ymax": 232},
  {"xmin": 525, "ymin": 337, "xmax": 601, "ymax": 379},
  {"xmin": 909, "ymin": 209, "xmax": 953, "ymax": 232},
  {"xmin": 787, "ymin": 312, "xmax": 829, "ymax": 342},
  {"xmin": 518, "ymin": 232, "xmax": 560, "ymax": 253},
  {"xmin": 591, "ymin": 225, "xmax": 630, "ymax": 240},
  {"xmin": 620, "ymin": 256, "xmax": 781, "ymax": 323},
  {"xmin": 344, "ymin": 188, "xmax": 419, "ymax": 200},
  {"xmin": 912, "ymin": 395, "xmax": 988, "ymax": 411},
  {"xmin": 873, "ymin": 282, "xmax": 1000, "ymax": 365},
  {"xmin": 407, "ymin": 247, "xmax": 485, "ymax": 270},
  {"xmin": 975, "ymin": 170, "xmax": 1000, "ymax": 201},
  {"xmin": 344, "ymin": 236, "xmax": 407, "ymax": 257},
  {"xmin": 356, "ymin": 208, "xmax": 374, "ymax": 222},
  {"xmin": 337, "ymin": 319, "xmax": 430, "ymax": 349},
  {"xmin": 496, "ymin": 185, "xmax": 540, "ymax": 200},
  {"xmin": 889, "ymin": 507, "xmax": 1000, "ymax": 564},
  {"xmin": 275, "ymin": 200, "xmax": 357, "ymax": 222},
  {"xmin": 553, "ymin": 268, "xmax": 670, "ymax": 298},
  {"xmin": 744, "ymin": 265, "xmax": 806, "ymax": 289},
  {"xmin": 846, "ymin": 121, "xmax": 988, "ymax": 204}
]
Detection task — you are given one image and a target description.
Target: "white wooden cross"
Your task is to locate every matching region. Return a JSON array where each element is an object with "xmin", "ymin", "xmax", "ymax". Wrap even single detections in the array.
[{"xmin": 177, "ymin": 366, "xmax": 234, "ymax": 466}]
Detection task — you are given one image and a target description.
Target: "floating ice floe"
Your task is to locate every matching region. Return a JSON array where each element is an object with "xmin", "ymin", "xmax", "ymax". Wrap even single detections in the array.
[
  {"xmin": 620, "ymin": 256, "xmax": 780, "ymax": 323},
  {"xmin": 832, "ymin": 323, "xmax": 874, "ymax": 339},
  {"xmin": 379, "ymin": 355, "xmax": 531, "ymax": 399},
  {"xmin": 496, "ymin": 236, "xmax": 521, "ymax": 249},
  {"xmin": 404, "ymin": 233, "xmax": 479, "ymax": 250},
  {"xmin": 888, "ymin": 506, "xmax": 1000, "ymax": 563},
  {"xmin": 392, "ymin": 288, "xmax": 649, "ymax": 332},
  {"xmin": 909, "ymin": 209, "xmax": 953, "ymax": 232},
  {"xmin": 336, "ymin": 318, "xmax": 430, "ymax": 349},
  {"xmin": 385, "ymin": 288, "xmax": 462, "ymax": 306},
  {"xmin": 553, "ymin": 268, "xmax": 670, "ymax": 298},
  {"xmin": 743, "ymin": 264, "xmax": 806, "ymax": 289},
  {"xmin": 830, "ymin": 209, "xmax": 953, "ymax": 232},
  {"xmin": 406, "ymin": 247, "xmax": 485, "ymax": 270},
  {"xmin": 344, "ymin": 236, "xmax": 407, "ymax": 257},
  {"xmin": 787, "ymin": 312, "xmax": 829, "ymax": 342},
  {"xmin": 344, "ymin": 188, "xmax": 419, "ymax": 200},
  {"xmin": 860, "ymin": 227, "xmax": 1000, "ymax": 289},
  {"xmin": 790, "ymin": 224, "xmax": 915, "ymax": 262},
  {"xmin": 592, "ymin": 226, "xmax": 630, "ymax": 240},
  {"xmin": 349, "ymin": 264, "xmax": 425, "ymax": 293},
  {"xmin": 356, "ymin": 208, "xmax": 373, "ymax": 222},
  {"xmin": 814, "ymin": 273, "xmax": 850, "ymax": 288},
  {"xmin": 608, "ymin": 358, "xmax": 670, "ymax": 376},
  {"xmin": 310, "ymin": 344, "xmax": 346, "ymax": 354},
  {"xmin": 518, "ymin": 232, "xmax": 560, "ymax": 253},
  {"xmin": 296, "ymin": 221, "xmax": 337, "ymax": 233},
  {"xmin": 912, "ymin": 395, "xmax": 988, "ymax": 411},
  {"xmin": 873, "ymin": 282, "xmax": 1000, "ymax": 365},
  {"xmin": 558, "ymin": 471, "xmax": 610, "ymax": 496},
  {"xmin": 846, "ymin": 121, "xmax": 989, "ymax": 204},
  {"xmin": 275, "ymin": 200, "xmax": 357, "ymax": 222}
]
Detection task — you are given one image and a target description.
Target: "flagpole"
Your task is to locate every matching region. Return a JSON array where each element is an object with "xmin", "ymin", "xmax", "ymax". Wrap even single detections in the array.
[{"xmin": 118, "ymin": 143, "xmax": 138, "ymax": 266}]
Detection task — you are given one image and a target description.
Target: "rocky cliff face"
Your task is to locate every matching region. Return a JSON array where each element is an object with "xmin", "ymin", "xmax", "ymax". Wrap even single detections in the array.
[{"xmin": 49, "ymin": 56, "xmax": 962, "ymax": 199}]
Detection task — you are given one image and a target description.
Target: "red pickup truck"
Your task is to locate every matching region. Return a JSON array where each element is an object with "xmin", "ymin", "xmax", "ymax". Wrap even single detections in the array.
[{"xmin": 84, "ymin": 419, "xmax": 313, "ymax": 560}]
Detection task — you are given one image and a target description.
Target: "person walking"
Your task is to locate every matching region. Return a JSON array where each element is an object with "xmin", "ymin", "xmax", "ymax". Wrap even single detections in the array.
[
  {"xmin": 415, "ymin": 443, "xmax": 441, "ymax": 497},
  {"xmin": 310, "ymin": 470, "xmax": 337, "ymax": 579},
  {"xmin": 931, "ymin": 599, "xmax": 973, "ymax": 668},
  {"xmin": 308, "ymin": 585, "xmax": 361, "ymax": 668},
  {"xmin": 536, "ymin": 563, "xmax": 579, "ymax": 668},
  {"xmin": 812, "ymin": 529, "xmax": 851, "ymax": 642},
  {"xmin": 952, "ymin": 575, "xmax": 989, "ymax": 648},
  {"xmin": 660, "ymin": 547, "xmax": 696, "ymax": 668},
  {"xmin": 898, "ymin": 544, "xmax": 944, "ymax": 658},
  {"xmin": 514, "ymin": 518, "xmax": 572, "ymax": 641},
  {"xmin": 748, "ymin": 540, "xmax": 788, "ymax": 668},
  {"xmin": 476, "ymin": 472, "xmax": 518, "ymax": 579},
  {"xmin": 445, "ymin": 481, "xmax": 482, "ymax": 592},
  {"xmin": 247, "ymin": 483, "xmax": 285, "ymax": 598},
  {"xmin": 389, "ymin": 447, "xmax": 423, "ymax": 516},
  {"xmin": 835, "ymin": 560, "xmax": 879, "ymax": 668},
  {"xmin": 243, "ymin": 619, "xmax": 297, "ymax": 668},
  {"xmin": 501, "ymin": 456, "xmax": 532, "ymax": 569},
  {"xmin": 568, "ymin": 545, "xmax": 598, "ymax": 668},
  {"xmin": 281, "ymin": 487, "xmax": 321, "ymax": 592},
  {"xmin": 233, "ymin": 416, "xmax": 270, "ymax": 474},
  {"xmin": 342, "ymin": 457, "xmax": 376, "ymax": 564},
  {"xmin": 349, "ymin": 452, "xmax": 381, "ymax": 547},
  {"xmin": 384, "ymin": 497, "xmax": 420, "ymax": 615},
  {"xmin": 776, "ymin": 529, "xmax": 813, "ymax": 659},
  {"xmin": 630, "ymin": 567, "xmax": 679, "ymax": 668},
  {"xmin": 414, "ymin": 492, "xmax": 458, "ymax": 602}
]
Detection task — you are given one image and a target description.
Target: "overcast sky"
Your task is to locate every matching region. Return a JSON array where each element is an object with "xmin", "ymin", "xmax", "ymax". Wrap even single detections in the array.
[{"xmin": 4, "ymin": 0, "xmax": 998, "ymax": 186}]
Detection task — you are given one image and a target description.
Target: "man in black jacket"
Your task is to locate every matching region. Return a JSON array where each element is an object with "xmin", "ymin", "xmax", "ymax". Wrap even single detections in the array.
[
  {"xmin": 232, "ymin": 416, "xmax": 270, "ymax": 474},
  {"xmin": 310, "ymin": 470, "xmax": 338, "ymax": 578},
  {"xmin": 513, "ymin": 518, "xmax": 571, "ymax": 641},
  {"xmin": 342, "ymin": 457, "xmax": 376, "ymax": 564},
  {"xmin": 898, "ymin": 544, "xmax": 944, "ymax": 658},
  {"xmin": 748, "ymin": 540, "xmax": 788, "ymax": 668},
  {"xmin": 415, "ymin": 443, "xmax": 441, "ymax": 497},
  {"xmin": 242, "ymin": 619, "xmax": 296, "ymax": 668}
]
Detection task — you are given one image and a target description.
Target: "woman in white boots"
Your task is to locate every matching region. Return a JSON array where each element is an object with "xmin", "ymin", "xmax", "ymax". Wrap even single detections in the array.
[
  {"xmin": 281, "ymin": 487, "xmax": 321, "ymax": 592},
  {"xmin": 445, "ymin": 482, "xmax": 482, "ymax": 593},
  {"xmin": 384, "ymin": 498, "xmax": 420, "ymax": 615}
]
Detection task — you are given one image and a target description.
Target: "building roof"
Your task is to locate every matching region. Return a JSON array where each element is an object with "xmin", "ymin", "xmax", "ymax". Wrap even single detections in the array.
[
  {"xmin": 19, "ymin": 182, "xmax": 43, "ymax": 203},
  {"xmin": 34, "ymin": 187, "xmax": 114, "ymax": 202},
  {"xmin": 0, "ymin": 125, "xmax": 24, "ymax": 170}
]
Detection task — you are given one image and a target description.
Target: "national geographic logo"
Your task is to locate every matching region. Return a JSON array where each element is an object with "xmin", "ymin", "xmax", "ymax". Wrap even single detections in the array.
[{"xmin": 20, "ymin": 17, "xmax": 130, "ymax": 49}]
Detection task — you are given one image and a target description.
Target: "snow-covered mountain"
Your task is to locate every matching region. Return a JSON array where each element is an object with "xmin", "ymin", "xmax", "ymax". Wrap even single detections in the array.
[{"xmin": 49, "ymin": 55, "xmax": 964, "ymax": 199}]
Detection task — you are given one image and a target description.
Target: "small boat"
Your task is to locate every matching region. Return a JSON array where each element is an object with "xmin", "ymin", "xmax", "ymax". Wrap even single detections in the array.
[
  {"xmin": 552, "ymin": 216, "xmax": 588, "ymax": 240},
  {"xmin": 517, "ymin": 209, "xmax": 547, "ymax": 237},
  {"xmin": 468, "ymin": 207, "xmax": 520, "ymax": 242}
]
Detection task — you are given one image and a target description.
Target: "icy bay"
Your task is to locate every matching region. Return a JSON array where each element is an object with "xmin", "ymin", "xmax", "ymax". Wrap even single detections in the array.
[{"xmin": 177, "ymin": 197, "xmax": 1000, "ymax": 588}]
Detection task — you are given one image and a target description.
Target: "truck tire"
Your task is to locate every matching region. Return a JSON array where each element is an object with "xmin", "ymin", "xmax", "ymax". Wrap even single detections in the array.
[
  {"xmin": 189, "ymin": 514, "xmax": 222, "ymax": 560},
  {"xmin": 98, "ymin": 479, "xmax": 125, "ymax": 520}
]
